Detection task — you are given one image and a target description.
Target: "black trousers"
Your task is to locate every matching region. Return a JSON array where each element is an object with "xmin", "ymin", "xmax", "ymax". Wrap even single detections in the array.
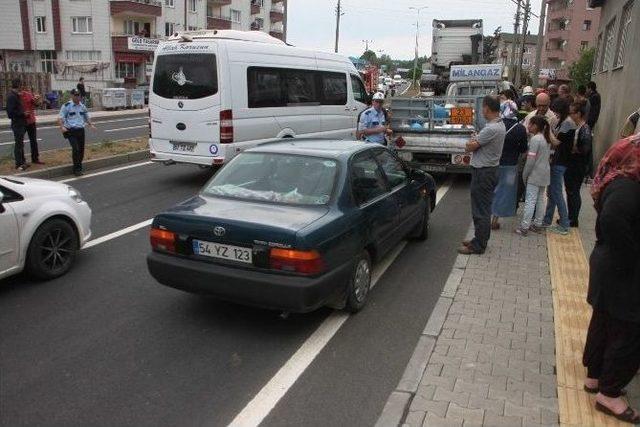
[
  {"xmin": 25, "ymin": 123, "xmax": 39, "ymax": 162},
  {"xmin": 65, "ymin": 128, "xmax": 85, "ymax": 172},
  {"xmin": 470, "ymin": 166, "xmax": 499, "ymax": 253},
  {"xmin": 564, "ymin": 164, "xmax": 585, "ymax": 226},
  {"xmin": 12, "ymin": 123, "xmax": 26, "ymax": 167},
  {"xmin": 583, "ymin": 309, "xmax": 640, "ymax": 398}
]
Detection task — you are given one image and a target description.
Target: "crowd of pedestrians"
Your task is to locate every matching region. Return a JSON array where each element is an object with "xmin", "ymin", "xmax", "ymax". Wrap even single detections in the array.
[{"xmin": 461, "ymin": 82, "xmax": 640, "ymax": 423}]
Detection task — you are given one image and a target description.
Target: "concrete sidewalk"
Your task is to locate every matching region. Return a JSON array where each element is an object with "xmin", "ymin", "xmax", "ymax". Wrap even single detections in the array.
[
  {"xmin": 0, "ymin": 107, "xmax": 147, "ymax": 129},
  {"xmin": 377, "ymin": 185, "xmax": 639, "ymax": 426}
]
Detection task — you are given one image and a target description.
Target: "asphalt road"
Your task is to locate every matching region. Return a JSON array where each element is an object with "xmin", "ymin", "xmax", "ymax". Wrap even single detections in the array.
[
  {"xmin": 0, "ymin": 162, "xmax": 471, "ymax": 426},
  {"xmin": 0, "ymin": 113, "xmax": 148, "ymax": 157}
]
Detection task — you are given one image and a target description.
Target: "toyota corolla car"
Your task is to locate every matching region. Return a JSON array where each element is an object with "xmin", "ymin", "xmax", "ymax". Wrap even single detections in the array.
[
  {"xmin": 0, "ymin": 176, "xmax": 92, "ymax": 280},
  {"xmin": 147, "ymin": 140, "xmax": 435, "ymax": 313}
]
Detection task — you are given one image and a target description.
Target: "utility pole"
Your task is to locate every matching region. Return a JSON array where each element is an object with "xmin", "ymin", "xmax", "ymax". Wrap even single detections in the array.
[
  {"xmin": 514, "ymin": 0, "xmax": 531, "ymax": 88},
  {"xmin": 409, "ymin": 6, "xmax": 428, "ymax": 85},
  {"xmin": 509, "ymin": 0, "xmax": 522, "ymax": 82},
  {"xmin": 532, "ymin": 0, "xmax": 547, "ymax": 88},
  {"xmin": 362, "ymin": 39, "xmax": 373, "ymax": 52},
  {"xmin": 334, "ymin": 0, "xmax": 343, "ymax": 53}
]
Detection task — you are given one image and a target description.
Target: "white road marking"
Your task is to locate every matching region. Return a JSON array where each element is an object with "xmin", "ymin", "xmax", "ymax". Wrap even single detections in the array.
[
  {"xmin": 227, "ymin": 182, "xmax": 453, "ymax": 427},
  {"xmin": 103, "ymin": 125, "xmax": 147, "ymax": 133},
  {"xmin": 59, "ymin": 161, "xmax": 154, "ymax": 183},
  {"xmin": 0, "ymin": 138, "xmax": 43, "ymax": 146},
  {"xmin": 82, "ymin": 219, "xmax": 153, "ymax": 250},
  {"xmin": 400, "ymin": 83, "xmax": 412, "ymax": 96},
  {"xmin": 0, "ymin": 116, "xmax": 147, "ymax": 134}
]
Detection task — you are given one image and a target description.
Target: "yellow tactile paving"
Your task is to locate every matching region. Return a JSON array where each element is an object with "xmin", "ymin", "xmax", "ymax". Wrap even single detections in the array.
[{"xmin": 547, "ymin": 229, "xmax": 628, "ymax": 426}]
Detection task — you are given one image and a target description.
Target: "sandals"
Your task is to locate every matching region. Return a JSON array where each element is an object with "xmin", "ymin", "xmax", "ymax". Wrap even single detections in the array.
[
  {"xmin": 584, "ymin": 385, "xmax": 627, "ymax": 396},
  {"xmin": 595, "ymin": 402, "xmax": 640, "ymax": 424}
]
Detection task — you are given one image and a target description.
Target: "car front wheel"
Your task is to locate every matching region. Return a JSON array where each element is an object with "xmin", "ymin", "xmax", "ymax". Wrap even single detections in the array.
[
  {"xmin": 26, "ymin": 218, "xmax": 79, "ymax": 280},
  {"xmin": 345, "ymin": 251, "xmax": 372, "ymax": 313},
  {"xmin": 411, "ymin": 198, "xmax": 431, "ymax": 241}
]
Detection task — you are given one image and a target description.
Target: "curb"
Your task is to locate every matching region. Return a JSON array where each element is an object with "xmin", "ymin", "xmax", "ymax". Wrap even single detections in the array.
[
  {"xmin": 0, "ymin": 108, "xmax": 148, "ymax": 130},
  {"xmin": 15, "ymin": 150, "xmax": 151, "ymax": 180},
  {"xmin": 375, "ymin": 225, "xmax": 473, "ymax": 427}
]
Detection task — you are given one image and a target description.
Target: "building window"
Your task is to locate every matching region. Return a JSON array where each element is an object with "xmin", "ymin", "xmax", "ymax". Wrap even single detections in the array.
[
  {"xmin": 66, "ymin": 50, "xmax": 101, "ymax": 61},
  {"xmin": 255, "ymin": 18, "xmax": 264, "ymax": 29},
  {"xmin": 231, "ymin": 9, "xmax": 241, "ymax": 23},
  {"xmin": 593, "ymin": 33, "xmax": 602, "ymax": 74},
  {"xmin": 164, "ymin": 0, "xmax": 174, "ymax": 6},
  {"xmin": 40, "ymin": 51, "xmax": 57, "ymax": 73},
  {"xmin": 36, "ymin": 16, "xmax": 46, "ymax": 33},
  {"xmin": 123, "ymin": 20, "xmax": 141, "ymax": 35},
  {"xmin": 583, "ymin": 20, "xmax": 592, "ymax": 31},
  {"xmin": 187, "ymin": 25, "xmax": 199, "ymax": 31},
  {"xmin": 165, "ymin": 22, "xmax": 175, "ymax": 36},
  {"xmin": 615, "ymin": 0, "xmax": 634, "ymax": 68},
  {"xmin": 71, "ymin": 17, "xmax": 93, "ymax": 34},
  {"xmin": 116, "ymin": 62, "xmax": 137, "ymax": 79},
  {"xmin": 581, "ymin": 41, "xmax": 589, "ymax": 50},
  {"xmin": 188, "ymin": 0, "xmax": 196, "ymax": 12},
  {"xmin": 522, "ymin": 57, "xmax": 531, "ymax": 66},
  {"xmin": 601, "ymin": 19, "xmax": 616, "ymax": 71}
]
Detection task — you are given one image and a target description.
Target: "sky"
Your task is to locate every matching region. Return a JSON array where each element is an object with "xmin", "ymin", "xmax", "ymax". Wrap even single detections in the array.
[{"xmin": 287, "ymin": 0, "xmax": 543, "ymax": 60}]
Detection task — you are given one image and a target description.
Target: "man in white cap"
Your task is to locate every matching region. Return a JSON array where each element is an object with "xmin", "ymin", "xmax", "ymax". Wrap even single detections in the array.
[{"xmin": 358, "ymin": 92, "xmax": 392, "ymax": 144}]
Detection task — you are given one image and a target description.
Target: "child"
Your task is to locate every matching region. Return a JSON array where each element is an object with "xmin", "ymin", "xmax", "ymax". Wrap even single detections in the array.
[{"xmin": 516, "ymin": 115, "xmax": 552, "ymax": 236}]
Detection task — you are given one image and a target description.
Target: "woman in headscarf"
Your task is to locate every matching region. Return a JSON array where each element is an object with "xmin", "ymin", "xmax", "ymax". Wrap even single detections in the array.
[{"xmin": 582, "ymin": 134, "xmax": 640, "ymax": 424}]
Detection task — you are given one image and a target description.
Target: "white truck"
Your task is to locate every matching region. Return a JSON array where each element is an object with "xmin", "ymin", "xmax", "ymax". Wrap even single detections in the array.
[
  {"xmin": 391, "ymin": 64, "xmax": 507, "ymax": 174},
  {"xmin": 431, "ymin": 19, "xmax": 484, "ymax": 75}
]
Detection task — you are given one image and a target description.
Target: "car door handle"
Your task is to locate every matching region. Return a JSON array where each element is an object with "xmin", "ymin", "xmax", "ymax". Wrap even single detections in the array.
[
  {"xmin": 352, "ymin": 107, "xmax": 358, "ymax": 111},
  {"xmin": 344, "ymin": 107, "xmax": 351, "ymax": 111}
]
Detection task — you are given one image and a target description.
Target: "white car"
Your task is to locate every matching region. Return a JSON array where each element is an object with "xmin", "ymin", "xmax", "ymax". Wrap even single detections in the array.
[{"xmin": 0, "ymin": 176, "xmax": 92, "ymax": 280}]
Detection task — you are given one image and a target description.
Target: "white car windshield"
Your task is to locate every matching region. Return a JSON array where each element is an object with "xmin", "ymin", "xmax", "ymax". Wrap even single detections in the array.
[{"xmin": 202, "ymin": 153, "xmax": 338, "ymax": 205}]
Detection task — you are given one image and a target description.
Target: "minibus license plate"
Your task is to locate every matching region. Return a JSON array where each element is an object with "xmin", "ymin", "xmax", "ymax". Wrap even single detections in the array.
[
  {"xmin": 171, "ymin": 142, "xmax": 196, "ymax": 152},
  {"xmin": 192, "ymin": 240, "xmax": 252, "ymax": 264}
]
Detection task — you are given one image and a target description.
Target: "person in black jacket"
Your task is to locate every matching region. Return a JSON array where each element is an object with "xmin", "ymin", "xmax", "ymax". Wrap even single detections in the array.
[
  {"xmin": 5, "ymin": 78, "xmax": 29, "ymax": 171},
  {"xmin": 565, "ymin": 100, "xmax": 592, "ymax": 227},
  {"xmin": 582, "ymin": 134, "xmax": 640, "ymax": 424},
  {"xmin": 586, "ymin": 81, "xmax": 601, "ymax": 130}
]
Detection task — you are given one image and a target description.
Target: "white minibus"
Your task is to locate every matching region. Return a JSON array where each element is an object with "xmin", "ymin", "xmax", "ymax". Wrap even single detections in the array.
[{"xmin": 149, "ymin": 30, "xmax": 370, "ymax": 166}]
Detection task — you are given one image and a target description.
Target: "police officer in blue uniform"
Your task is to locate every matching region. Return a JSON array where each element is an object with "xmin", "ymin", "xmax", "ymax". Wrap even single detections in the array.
[
  {"xmin": 59, "ymin": 89, "xmax": 96, "ymax": 176},
  {"xmin": 358, "ymin": 92, "xmax": 392, "ymax": 145}
]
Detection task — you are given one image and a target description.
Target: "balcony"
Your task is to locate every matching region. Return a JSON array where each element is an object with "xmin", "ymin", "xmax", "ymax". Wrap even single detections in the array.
[
  {"xmin": 270, "ymin": 4, "xmax": 284, "ymax": 22},
  {"xmin": 251, "ymin": 3, "xmax": 261, "ymax": 15},
  {"xmin": 110, "ymin": 0, "xmax": 162, "ymax": 17},
  {"xmin": 270, "ymin": 23, "xmax": 284, "ymax": 34},
  {"xmin": 208, "ymin": 0, "xmax": 232, "ymax": 5},
  {"xmin": 207, "ymin": 13, "xmax": 232, "ymax": 30},
  {"xmin": 250, "ymin": 20, "xmax": 263, "ymax": 31},
  {"xmin": 269, "ymin": 31, "xmax": 284, "ymax": 40},
  {"xmin": 546, "ymin": 28, "xmax": 567, "ymax": 40}
]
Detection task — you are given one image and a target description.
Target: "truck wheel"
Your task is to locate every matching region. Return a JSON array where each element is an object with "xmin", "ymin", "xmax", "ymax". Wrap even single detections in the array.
[{"xmin": 345, "ymin": 251, "xmax": 372, "ymax": 313}]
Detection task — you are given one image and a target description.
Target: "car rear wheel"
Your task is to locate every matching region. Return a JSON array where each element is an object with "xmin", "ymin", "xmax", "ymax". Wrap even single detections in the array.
[
  {"xmin": 345, "ymin": 251, "xmax": 372, "ymax": 313},
  {"xmin": 26, "ymin": 219, "xmax": 78, "ymax": 280}
]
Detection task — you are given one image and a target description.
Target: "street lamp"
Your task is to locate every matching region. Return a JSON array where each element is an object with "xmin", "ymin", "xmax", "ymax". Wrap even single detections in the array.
[{"xmin": 409, "ymin": 6, "xmax": 428, "ymax": 86}]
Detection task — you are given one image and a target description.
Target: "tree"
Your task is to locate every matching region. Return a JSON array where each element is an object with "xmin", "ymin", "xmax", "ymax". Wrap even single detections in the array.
[
  {"xmin": 569, "ymin": 47, "xmax": 596, "ymax": 89},
  {"xmin": 483, "ymin": 27, "xmax": 501, "ymax": 64},
  {"xmin": 360, "ymin": 50, "xmax": 377, "ymax": 64}
]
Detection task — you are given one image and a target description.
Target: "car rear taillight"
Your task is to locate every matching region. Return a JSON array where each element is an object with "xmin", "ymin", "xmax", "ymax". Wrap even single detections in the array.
[
  {"xmin": 269, "ymin": 248, "xmax": 325, "ymax": 275},
  {"xmin": 150, "ymin": 227, "xmax": 176, "ymax": 253},
  {"xmin": 220, "ymin": 109, "xmax": 233, "ymax": 144}
]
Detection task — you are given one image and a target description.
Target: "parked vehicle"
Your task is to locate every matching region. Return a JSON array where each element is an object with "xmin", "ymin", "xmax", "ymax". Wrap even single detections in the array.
[
  {"xmin": 431, "ymin": 20, "xmax": 483, "ymax": 75},
  {"xmin": 0, "ymin": 177, "xmax": 92, "ymax": 280},
  {"xmin": 148, "ymin": 30, "xmax": 369, "ymax": 167},
  {"xmin": 147, "ymin": 140, "xmax": 436, "ymax": 313}
]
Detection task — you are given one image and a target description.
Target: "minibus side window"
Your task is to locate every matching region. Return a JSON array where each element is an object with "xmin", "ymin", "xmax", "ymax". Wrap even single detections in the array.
[
  {"xmin": 247, "ymin": 67, "xmax": 285, "ymax": 108},
  {"xmin": 320, "ymin": 72, "xmax": 347, "ymax": 105}
]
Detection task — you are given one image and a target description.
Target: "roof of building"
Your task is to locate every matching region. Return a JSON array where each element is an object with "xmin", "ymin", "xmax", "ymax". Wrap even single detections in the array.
[{"xmin": 498, "ymin": 32, "xmax": 539, "ymax": 45}]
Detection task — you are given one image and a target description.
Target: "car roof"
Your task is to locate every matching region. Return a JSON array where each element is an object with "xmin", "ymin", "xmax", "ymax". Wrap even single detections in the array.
[{"xmin": 246, "ymin": 139, "xmax": 375, "ymax": 160}]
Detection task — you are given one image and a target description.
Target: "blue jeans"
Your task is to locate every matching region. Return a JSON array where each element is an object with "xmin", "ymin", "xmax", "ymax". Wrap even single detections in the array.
[{"xmin": 543, "ymin": 165, "xmax": 570, "ymax": 228}]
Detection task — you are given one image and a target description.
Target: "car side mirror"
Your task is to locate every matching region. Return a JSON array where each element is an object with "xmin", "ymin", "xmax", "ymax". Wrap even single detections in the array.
[{"xmin": 408, "ymin": 168, "xmax": 426, "ymax": 181}]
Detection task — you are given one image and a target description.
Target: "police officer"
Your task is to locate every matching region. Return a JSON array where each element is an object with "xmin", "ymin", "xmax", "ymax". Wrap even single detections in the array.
[
  {"xmin": 59, "ymin": 89, "xmax": 96, "ymax": 176},
  {"xmin": 358, "ymin": 92, "xmax": 392, "ymax": 145}
]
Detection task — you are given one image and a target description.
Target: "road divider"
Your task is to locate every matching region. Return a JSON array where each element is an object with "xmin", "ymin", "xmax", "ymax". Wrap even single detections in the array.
[{"xmin": 228, "ymin": 178, "xmax": 454, "ymax": 427}]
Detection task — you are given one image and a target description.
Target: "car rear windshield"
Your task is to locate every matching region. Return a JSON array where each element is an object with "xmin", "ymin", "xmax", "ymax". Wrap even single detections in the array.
[
  {"xmin": 152, "ymin": 53, "xmax": 217, "ymax": 99},
  {"xmin": 202, "ymin": 153, "xmax": 338, "ymax": 206}
]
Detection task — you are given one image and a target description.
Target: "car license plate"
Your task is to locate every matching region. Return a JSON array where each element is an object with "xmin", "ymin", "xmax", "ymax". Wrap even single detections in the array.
[
  {"xmin": 171, "ymin": 141, "xmax": 196, "ymax": 152},
  {"xmin": 192, "ymin": 240, "xmax": 252, "ymax": 264},
  {"xmin": 421, "ymin": 165, "xmax": 447, "ymax": 173}
]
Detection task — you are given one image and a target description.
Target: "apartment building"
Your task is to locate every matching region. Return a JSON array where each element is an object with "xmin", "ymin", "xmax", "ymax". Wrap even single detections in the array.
[
  {"xmin": 542, "ymin": 0, "xmax": 600, "ymax": 79},
  {"xmin": 494, "ymin": 32, "xmax": 539, "ymax": 71},
  {"xmin": 0, "ymin": 0, "xmax": 287, "ymax": 91},
  {"xmin": 589, "ymin": 0, "xmax": 637, "ymax": 162}
]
